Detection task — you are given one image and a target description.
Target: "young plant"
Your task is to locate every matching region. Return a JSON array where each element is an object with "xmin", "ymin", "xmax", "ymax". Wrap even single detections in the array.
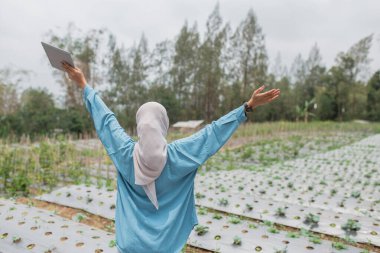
[
  {"xmin": 275, "ymin": 207, "xmax": 286, "ymax": 217},
  {"xmin": 218, "ymin": 198, "xmax": 229, "ymax": 206},
  {"xmin": 342, "ymin": 219, "xmax": 361, "ymax": 232},
  {"xmin": 309, "ymin": 235, "xmax": 321, "ymax": 244},
  {"xmin": 229, "ymin": 216, "xmax": 241, "ymax": 224},
  {"xmin": 274, "ymin": 247, "xmax": 287, "ymax": 253},
  {"xmin": 351, "ymin": 191, "xmax": 361, "ymax": 199},
  {"xmin": 213, "ymin": 213, "xmax": 222, "ymax": 220},
  {"xmin": 195, "ymin": 192, "xmax": 205, "ymax": 199},
  {"xmin": 286, "ymin": 232, "xmax": 300, "ymax": 238},
  {"xmin": 304, "ymin": 213, "xmax": 320, "ymax": 226},
  {"xmin": 267, "ymin": 226, "xmax": 279, "ymax": 234},
  {"xmin": 73, "ymin": 213, "xmax": 87, "ymax": 222},
  {"xmin": 12, "ymin": 236, "xmax": 21, "ymax": 243},
  {"xmin": 232, "ymin": 236, "xmax": 242, "ymax": 246},
  {"xmin": 109, "ymin": 239, "xmax": 116, "ymax": 248},
  {"xmin": 195, "ymin": 225, "xmax": 209, "ymax": 236},
  {"xmin": 332, "ymin": 242, "xmax": 347, "ymax": 250}
]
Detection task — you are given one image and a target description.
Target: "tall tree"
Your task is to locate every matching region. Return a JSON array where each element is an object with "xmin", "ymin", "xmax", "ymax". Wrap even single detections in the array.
[
  {"xmin": 367, "ymin": 70, "xmax": 380, "ymax": 121},
  {"xmin": 150, "ymin": 40, "xmax": 174, "ymax": 87},
  {"xmin": 330, "ymin": 35, "xmax": 373, "ymax": 120},
  {"xmin": 170, "ymin": 22, "xmax": 200, "ymax": 119},
  {"xmin": 198, "ymin": 3, "xmax": 227, "ymax": 121},
  {"xmin": 224, "ymin": 8, "xmax": 267, "ymax": 111},
  {"xmin": 46, "ymin": 23, "xmax": 108, "ymax": 108}
]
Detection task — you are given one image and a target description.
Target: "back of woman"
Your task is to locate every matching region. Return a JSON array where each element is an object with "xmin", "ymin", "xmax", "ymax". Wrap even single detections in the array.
[{"xmin": 62, "ymin": 61, "xmax": 280, "ymax": 253}]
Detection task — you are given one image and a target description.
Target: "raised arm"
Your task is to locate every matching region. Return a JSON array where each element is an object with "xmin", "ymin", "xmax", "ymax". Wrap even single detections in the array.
[
  {"xmin": 169, "ymin": 85, "xmax": 280, "ymax": 175},
  {"xmin": 62, "ymin": 62, "xmax": 131, "ymax": 155}
]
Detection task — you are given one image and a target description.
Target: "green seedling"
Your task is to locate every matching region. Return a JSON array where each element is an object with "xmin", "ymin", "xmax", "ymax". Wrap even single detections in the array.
[
  {"xmin": 232, "ymin": 236, "xmax": 242, "ymax": 246},
  {"xmin": 195, "ymin": 225, "xmax": 209, "ymax": 236}
]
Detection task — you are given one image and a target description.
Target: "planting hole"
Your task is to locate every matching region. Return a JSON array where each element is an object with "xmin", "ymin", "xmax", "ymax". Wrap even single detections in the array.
[
  {"xmin": 26, "ymin": 244, "xmax": 35, "ymax": 249},
  {"xmin": 76, "ymin": 242, "xmax": 84, "ymax": 247}
]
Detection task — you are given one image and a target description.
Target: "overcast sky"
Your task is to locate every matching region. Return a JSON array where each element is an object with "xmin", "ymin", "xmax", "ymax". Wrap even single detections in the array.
[{"xmin": 0, "ymin": 0, "xmax": 379, "ymax": 100}]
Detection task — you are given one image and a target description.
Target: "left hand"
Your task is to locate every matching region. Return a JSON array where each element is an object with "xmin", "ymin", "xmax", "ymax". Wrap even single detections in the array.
[
  {"xmin": 247, "ymin": 85, "xmax": 280, "ymax": 108},
  {"xmin": 62, "ymin": 62, "xmax": 87, "ymax": 89}
]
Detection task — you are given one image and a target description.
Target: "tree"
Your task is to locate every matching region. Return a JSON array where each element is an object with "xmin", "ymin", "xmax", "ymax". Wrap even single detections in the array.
[
  {"xmin": 19, "ymin": 88, "xmax": 57, "ymax": 136},
  {"xmin": 46, "ymin": 23, "xmax": 108, "ymax": 108},
  {"xmin": 170, "ymin": 22, "xmax": 200, "ymax": 119},
  {"xmin": 224, "ymin": 8, "xmax": 267, "ymax": 113},
  {"xmin": 0, "ymin": 68, "xmax": 29, "ymax": 115},
  {"xmin": 367, "ymin": 71, "xmax": 380, "ymax": 121},
  {"xmin": 150, "ymin": 40, "xmax": 174, "ymax": 87},
  {"xmin": 198, "ymin": 3, "xmax": 227, "ymax": 121},
  {"xmin": 329, "ymin": 35, "xmax": 373, "ymax": 120}
]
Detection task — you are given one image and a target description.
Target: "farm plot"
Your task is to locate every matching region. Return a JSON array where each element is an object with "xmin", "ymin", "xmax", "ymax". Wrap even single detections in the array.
[
  {"xmin": 34, "ymin": 134, "xmax": 380, "ymax": 252},
  {"xmin": 194, "ymin": 134, "xmax": 380, "ymax": 246},
  {"xmin": 0, "ymin": 198, "xmax": 117, "ymax": 253},
  {"xmin": 36, "ymin": 184, "xmax": 367, "ymax": 253}
]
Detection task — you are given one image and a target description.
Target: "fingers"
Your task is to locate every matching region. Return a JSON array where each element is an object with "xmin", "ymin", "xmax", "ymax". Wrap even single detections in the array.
[
  {"xmin": 261, "ymin": 88, "xmax": 280, "ymax": 97},
  {"xmin": 254, "ymin": 85, "xmax": 265, "ymax": 94},
  {"xmin": 62, "ymin": 62, "xmax": 75, "ymax": 73},
  {"xmin": 268, "ymin": 90, "xmax": 281, "ymax": 100},
  {"xmin": 268, "ymin": 94, "xmax": 280, "ymax": 102}
]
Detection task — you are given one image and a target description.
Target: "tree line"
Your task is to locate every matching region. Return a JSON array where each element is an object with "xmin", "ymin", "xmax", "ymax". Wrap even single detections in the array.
[{"xmin": 1, "ymin": 4, "xmax": 379, "ymax": 139}]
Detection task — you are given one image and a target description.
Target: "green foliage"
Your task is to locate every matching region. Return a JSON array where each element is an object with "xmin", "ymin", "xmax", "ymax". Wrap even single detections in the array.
[
  {"xmin": 341, "ymin": 219, "xmax": 361, "ymax": 232},
  {"xmin": 194, "ymin": 225, "xmax": 209, "ymax": 236},
  {"xmin": 275, "ymin": 207, "xmax": 286, "ymax": 217},
  {"xmin": 212, "ymin": 213, "xmax": 223, "ymax": 220},
  {"xmin": 218, "ymin": 198, "xmax": 229, "ymax": 206},
  {"xmin": 108, "ymin": 239, "xmax": 116, "ymax": 248},
  {"xmin": 350, "ymin": 191, "xmax": 361, "ymax": 198},
  {"xmin": 0, "ymin": 10, "xmax": 379, "ymax": 140},
  {"xmin": 304, "ymin": 213, "xmax": 320, "ymax": 226},
  {"xmin": 267, "ymin": 226, "xmax": 279, "ymax": 234},
  {"xmin": 232, "ymin": 236, "xmax": 242, "ymax": 246},
  {"xmin": 332, "ymin": 241, "xmax": 348, "ymax": 250},
  {"xmin": 228, "ymin": 215, "xmax": 241, "ymax": 224},
  {"xmin": 367, "ymin": 71, "xmax": 380, "ymax": 121}
]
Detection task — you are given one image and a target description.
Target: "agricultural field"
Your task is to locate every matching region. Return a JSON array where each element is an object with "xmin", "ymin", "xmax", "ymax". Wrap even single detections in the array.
[{"xmin": 0, "ymin": 121, "xmax": 380, "ymax": 252}]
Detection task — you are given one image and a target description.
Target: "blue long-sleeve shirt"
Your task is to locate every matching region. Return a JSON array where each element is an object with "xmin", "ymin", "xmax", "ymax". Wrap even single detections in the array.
[{"xmin": 82, "ymin": 84, "xmax": 247, "ymax": 253}]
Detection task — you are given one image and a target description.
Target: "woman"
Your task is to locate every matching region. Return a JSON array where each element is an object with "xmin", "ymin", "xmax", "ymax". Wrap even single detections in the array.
[{"xmin": 62, "ymin": 62, "xmax": 280, "ymax": 253}]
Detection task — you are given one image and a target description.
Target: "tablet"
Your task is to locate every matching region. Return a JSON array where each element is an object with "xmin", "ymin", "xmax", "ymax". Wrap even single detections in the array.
[{"xmin": 41, "ymin": 42, "xmax": 75, "ymax": 71}]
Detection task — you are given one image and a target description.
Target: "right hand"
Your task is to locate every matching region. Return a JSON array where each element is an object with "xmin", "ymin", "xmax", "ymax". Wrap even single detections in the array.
[
  {"xmin": 62, "ymin": 62, "xmax": 87, "ymax": 89},
  {"xmin": 247, "ymin": 85, "xmax": 280, "ymax": 109}
]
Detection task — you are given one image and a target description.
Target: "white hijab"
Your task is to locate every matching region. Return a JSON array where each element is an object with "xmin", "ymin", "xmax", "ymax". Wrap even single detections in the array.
[{"xmin": 133, "ymin": 102, "xmax": 169, "ymax": 210}]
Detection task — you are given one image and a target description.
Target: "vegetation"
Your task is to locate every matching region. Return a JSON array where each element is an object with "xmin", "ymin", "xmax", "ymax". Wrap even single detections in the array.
[
  {"xmin": 195, "ymin": 225, "xmax": 209, "ymax": 236},
  {"xmin": 342, "ymin": 219, "xmax": 361, "ymax": 232},
  {"xmin": 0, "ymin": 4, "xmax": 379, "ymax": 140}
]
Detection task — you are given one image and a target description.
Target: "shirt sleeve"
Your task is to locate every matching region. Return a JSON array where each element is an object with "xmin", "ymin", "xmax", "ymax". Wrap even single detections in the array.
[
  {"xmin": 169, "ymin": 105, "xmax": 247, "ymax": 175},
  {"xmin": 82, "ymin": 84, "xmax": 132, "ymax": 155}
]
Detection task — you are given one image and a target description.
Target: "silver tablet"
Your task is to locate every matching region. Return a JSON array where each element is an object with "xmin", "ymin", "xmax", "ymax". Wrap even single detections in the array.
[{"xmin": 41, "ymin": 42, "xmax": 75, "ymax": 71}]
